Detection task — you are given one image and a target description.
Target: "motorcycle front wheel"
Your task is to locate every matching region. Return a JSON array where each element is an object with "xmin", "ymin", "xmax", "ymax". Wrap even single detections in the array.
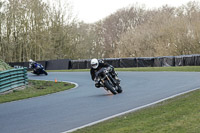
[
  {"xmin": 43, "ymin": 71, "xmax": 48, "ymax": 75},
  {"xmin": 104, "ymin": 80, "xmax": 117, "ymax": 95},
  {"xmin": 116, "ymin": 85, "xmax": 123, "ymax": 93}
]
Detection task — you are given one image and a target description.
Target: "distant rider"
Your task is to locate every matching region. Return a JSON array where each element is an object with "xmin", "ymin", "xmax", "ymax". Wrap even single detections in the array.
[
  {"xmin": 90, "ymin": 58, "xmax": 120, "ymax": 88},
  {"xmin": 29, "ymin": 59, "xmax": 42, "ymax": 73}
]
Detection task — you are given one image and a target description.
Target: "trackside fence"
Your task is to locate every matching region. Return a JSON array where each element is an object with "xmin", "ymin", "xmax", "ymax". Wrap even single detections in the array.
[
  {"xmin": 0, "ymin": 68, "xmax": 28, "ymax": 93},
  {"xmin": 7, "ymin": 54, "xmax": 200, "ymax": 70}
]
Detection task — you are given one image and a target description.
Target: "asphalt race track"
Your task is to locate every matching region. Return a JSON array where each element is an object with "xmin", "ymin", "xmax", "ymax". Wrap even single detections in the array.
[{"xmin": 0, "ymin": 72, "xmax": 200, "ymax": 133}]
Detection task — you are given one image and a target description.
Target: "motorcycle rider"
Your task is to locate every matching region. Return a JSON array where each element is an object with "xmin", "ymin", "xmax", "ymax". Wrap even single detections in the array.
[
  {"xmin": 90, "ymin": 58, "xmax": 120, "ymax": 88},
  {"xmin": 29, "ymin": 59, "xmax": 43, "ymax": 74}
]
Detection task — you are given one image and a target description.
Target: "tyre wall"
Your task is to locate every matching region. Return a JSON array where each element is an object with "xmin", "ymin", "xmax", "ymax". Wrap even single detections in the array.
[
  {"xmin": 0, "ymin": 68, "xmax": 28, "ymax": 93},
  {"xmin": 7, "ymin": 54, "xmax": 200, "ymax": 70}
]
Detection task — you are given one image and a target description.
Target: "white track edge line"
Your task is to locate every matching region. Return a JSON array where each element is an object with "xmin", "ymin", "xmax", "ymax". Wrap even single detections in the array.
[
  {"xmin": 62, "ymin": 87, "xmax": 200, "ymax": 133},
  {"xmin": 30, "ymin": 79, "xmax": 79, "ymax": 89},
  {"xmin": 1, "ymin": 79, "xmax": 79, "ymax": 104}
]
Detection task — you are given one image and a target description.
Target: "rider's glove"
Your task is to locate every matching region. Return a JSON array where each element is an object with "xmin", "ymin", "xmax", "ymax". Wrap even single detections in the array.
[
  {"xmin": 107, "ymin": 66, "xmax": 113, "ymax": 72},
  {"xmin": 94, "ymin": 77, "xmax": 100, "ymax": 82}
]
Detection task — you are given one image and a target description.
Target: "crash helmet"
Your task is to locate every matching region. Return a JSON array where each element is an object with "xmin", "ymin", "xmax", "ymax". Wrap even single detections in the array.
[
  {"xmin": 29, "ymin": 59, "xmax": 34, "ymax": 63},
  {"xmin": 91, "ymin": 58, "xmax": 99, "ymax": 69}
]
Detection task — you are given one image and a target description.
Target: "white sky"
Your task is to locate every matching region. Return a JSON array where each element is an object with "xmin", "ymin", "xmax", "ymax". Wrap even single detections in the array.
[{"xmin": 67, "ymin": 0, "xmax": 196, "ymax": 23}]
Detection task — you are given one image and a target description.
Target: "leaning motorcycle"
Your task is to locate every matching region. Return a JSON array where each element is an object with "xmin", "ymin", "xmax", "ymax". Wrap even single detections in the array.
[
  {"xmin": 95, "ymin": 67, "xmax": 122, "ymax": 95},
  {"xmin": 31, "ymin": 64, "xmax": 48, "ymax": 76}
]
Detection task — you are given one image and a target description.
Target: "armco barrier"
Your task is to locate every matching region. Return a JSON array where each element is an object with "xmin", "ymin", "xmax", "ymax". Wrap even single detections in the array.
[
  {"xmin": 46, "ymin": 59, "xmax": 70, "ymax": 70},
  {"xmin": 7, "ymin": 54, "xmax": 200, "ymax": 69},
  {"xmin": 154, "ymin": 56, "xmax": 175, "ymax": 67},
  {"xmin": 120, "ymin": 58, "xmax": 137, "ymax": 67},
  {"xmin": 71, "ymin": 59, "xmax": 90, "ymax": 69},
  {"xmin": 175, "ymin": 56, "xmax": 184, "ymax": 66},
  {"xmin": 104, "ymin": 58, "xmax": 120, "ymax": 68},
  {"xmin": 0, "ymin": 68, "xmax": 28, "ymax": 93},
  {"xmin": 154, "ymin": 57, "xmax": 163, "ymax": 67},
  {"xmin": 162, "ymin": 56, "xmax": 175, "ymax": 67},
  {"xmin": 195, "ymin": 54, "xmax": 200, "ymax": 65},
  {"xmin": 137, "ymin": 57, "xmax": 154, "ymax": 67},
  {"xmin": 8, "ymin": 59, "xmax": 70, "ymax": 70},
  {"xmin": 183, "ymin": 55, "xmax": 195, "ymax": 66}
]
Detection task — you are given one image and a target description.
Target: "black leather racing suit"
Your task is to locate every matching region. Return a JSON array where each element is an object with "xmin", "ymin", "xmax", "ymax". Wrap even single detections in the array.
[{"xmin": 90, "ymin": 62, "xmax": 116, "ymax": 88}]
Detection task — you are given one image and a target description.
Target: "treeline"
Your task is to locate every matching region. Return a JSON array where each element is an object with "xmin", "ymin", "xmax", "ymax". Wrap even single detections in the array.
[
  {"xmin": 0, "ymin": 0, "xmax": 200, "ymax": 62},
  {"xmin": 0, "ymin": 0, "xmax": 80, "ymax": 62}
]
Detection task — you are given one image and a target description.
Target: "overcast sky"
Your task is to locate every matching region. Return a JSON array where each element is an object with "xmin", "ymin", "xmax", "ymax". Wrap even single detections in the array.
[{"xmin": 65, "ymin": 0, "xmax": 196, "ymax": 23}]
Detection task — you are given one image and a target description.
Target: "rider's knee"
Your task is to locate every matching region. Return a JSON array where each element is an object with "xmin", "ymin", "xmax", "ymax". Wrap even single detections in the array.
[{"xmin": 95, "ymin": 83, "xmax": 100, "ymax": 88}]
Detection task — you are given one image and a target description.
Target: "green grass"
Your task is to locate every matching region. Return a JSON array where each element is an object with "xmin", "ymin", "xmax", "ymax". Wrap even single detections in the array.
[
  {"xmin": 0, "ymin": 59, "xmax": 12, "ymax": 71},
  {"xmin": 73, "ymin": 89, "xmax": 200, "ymax": 133},
  {"xmin": 46, "ymin": 66, "xmax": 200, "ymax": 72},
  {"xmin": 0, "ymin": 80, "xmax": 75, "ymax": 103},
  {"xmin": 115, "ymin": 66, "xmax": 200, "ymax": 72}
]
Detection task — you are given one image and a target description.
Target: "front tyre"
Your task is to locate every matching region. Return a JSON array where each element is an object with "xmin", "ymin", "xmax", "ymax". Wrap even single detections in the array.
[
  {"xmin": 117, "ymin": 86, "xmax": 123, "ymax": 93},
  {"xmin": 104, "ymin": 80, "xmax": 117, "ymax": 95},
  {"xmin": 43, "ymin": 71, "xmax": 48, "ymax": 75}
]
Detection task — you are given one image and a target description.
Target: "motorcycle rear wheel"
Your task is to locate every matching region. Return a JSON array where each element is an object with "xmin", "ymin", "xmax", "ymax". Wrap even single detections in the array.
[{"xmin": 104, "ymin": 80, "xmax": 117, "ymax": 95}]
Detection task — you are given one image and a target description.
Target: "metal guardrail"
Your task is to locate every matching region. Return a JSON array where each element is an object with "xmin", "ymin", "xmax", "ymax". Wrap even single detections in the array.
[
  {"xmin": 0, "ymin": 68, "xmax": 28, "ymax": 93},
  {"xmin": 8, "ymin": 54, "xmax": 200, "ymax": 70}
]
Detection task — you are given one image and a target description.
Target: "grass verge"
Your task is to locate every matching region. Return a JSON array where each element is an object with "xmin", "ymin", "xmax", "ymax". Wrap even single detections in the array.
[
  {"xmin": 0, "ymin": 59, "xmax": 12, "ymax": 71},
  {"xmin": 73, "ymin": 89, "xmax": 200, "ymax": 133},
  {"xmin": 115, "ymin": 66, "xmax": 200, "ymax": 72},
  {"xmin": 0, "ymin": 80, "xmax": 75, "ymax": 103},
  {"xmin": 46, "ymin": 66, "xmax": 200, "ymax": 72}
]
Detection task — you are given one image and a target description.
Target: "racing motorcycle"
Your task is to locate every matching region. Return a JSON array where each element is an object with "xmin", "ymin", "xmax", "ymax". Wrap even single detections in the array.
[
  {"xmin": 30, "ymin": 63, "xmax": 48, "ymax": 76},
  {"xmin": 95, "ymin": 67, "xmax": 122, "ymax": 95}
]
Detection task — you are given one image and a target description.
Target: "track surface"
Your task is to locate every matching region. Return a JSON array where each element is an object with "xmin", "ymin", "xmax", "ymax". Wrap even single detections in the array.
[{"xmin": 0, "ymin": 72, "xmax": 200, "ymax": 133}]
